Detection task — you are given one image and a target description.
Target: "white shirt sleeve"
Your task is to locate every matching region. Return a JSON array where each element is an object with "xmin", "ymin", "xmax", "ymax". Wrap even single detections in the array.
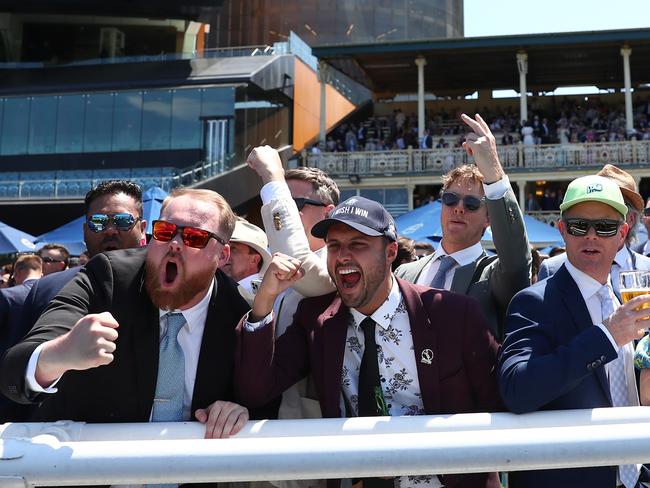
[
  {"xmin": 260, "ymin": 181, "xmax": 292, "ymax": 205},
  {"xmin": 483, "ymin": 175, "xmax": 510, "ymax": 200},
  {"xmin": 25, "ymin": 343, "xmax": 61, "ymax": 394},
  {"xmin": 243, "ymin": 311, "xmax": 274, "ymax": 332}
]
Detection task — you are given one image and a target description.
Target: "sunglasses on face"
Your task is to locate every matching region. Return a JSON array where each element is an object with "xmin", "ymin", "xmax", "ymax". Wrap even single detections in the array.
[
  {"xmin": 87, "ymin": 213, "xmax": 139, "ymax": 233},
  {"xmin": 292, "ymin": 197, "xmax": 327, "ymax": 211},
  {"xmin": 40, "ymin": 256, "xmax": 64, "ymax": 264},
  {"xmin": 562, "ymin": 218, "xmax": 622, "ymax": 238},
  {"xmin": 441, "ymin": 192, "xmax": 486, "ymax": 212},
  {"xmin": 152, "ymin": 220, "xmax": 226, "ymax": 249}
]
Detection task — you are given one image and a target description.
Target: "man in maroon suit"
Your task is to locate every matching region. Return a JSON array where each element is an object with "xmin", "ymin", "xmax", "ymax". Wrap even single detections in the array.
[{"xmin": 232, "ymin": 196, "xmax": 501, "ymax": 488}]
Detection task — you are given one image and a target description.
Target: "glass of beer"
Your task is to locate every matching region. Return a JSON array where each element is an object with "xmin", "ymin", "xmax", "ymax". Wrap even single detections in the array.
[{"xmin": 619, "ymin": 271, "xmax": 650, "ymax": 310}]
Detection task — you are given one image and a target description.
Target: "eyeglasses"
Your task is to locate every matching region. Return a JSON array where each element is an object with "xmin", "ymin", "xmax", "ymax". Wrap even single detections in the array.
[
  {"xmin": 40, "ymin": 256, "xmax": 64, "ymax": 264},
  {"xmin": 562, "ymin": 218, "xmax": 623, "ymax": 238},
  {"xmin": 441, "ymin": 192, "xmax": 486, "ymax": 212},
  {"xmin": 87, "ymin": 213, "xmax": 139, "ymax": 233},
  {"xmin": 293, "ymin": 197, "xmax": 327, "ymax": 211},
  {"xmin": 152, "ymin": 220, "xmax": 226, "ymax": 249}
]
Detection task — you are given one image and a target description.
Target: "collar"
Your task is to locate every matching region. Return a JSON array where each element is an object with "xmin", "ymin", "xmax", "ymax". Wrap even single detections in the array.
[
  {"xmin": 158, "ymin": 277, "xmax": 215, "ymax": 333},
  {"xmin": 349, "ymin": 276, "xmax": 401, "ymax": 331},
  {"xmin": 238, "ymin": 273, "xmax": 261, "ymax": 289},
  {"xmin": 613, "ymin": 245, "xmax": 632, "ymax": 270},
  {"xmin": 434, "ymin": 241, "xmax": 484, "ymax": 267},
  {"xmin": 564, "ymin": 260, "xmax": 613, "ymax": 303}
]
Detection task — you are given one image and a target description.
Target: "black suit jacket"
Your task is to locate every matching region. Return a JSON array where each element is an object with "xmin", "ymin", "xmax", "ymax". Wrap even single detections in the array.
[{"xmin": 0, "ymin": 247, "xmax": 250, "ymax": 423}]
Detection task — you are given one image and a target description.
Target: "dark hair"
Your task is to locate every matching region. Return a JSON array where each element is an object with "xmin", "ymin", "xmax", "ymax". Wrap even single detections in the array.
[
  {"xmin": 84, "ymin": 180, "xmax": 143, "ymax": 217},
  {"xmin": 392, "ymin": 236, "xmax": 416, "ymax": 271},
  {"xmin": 37, "ymin": 243, "xmax": 70, "ymax": 266}
]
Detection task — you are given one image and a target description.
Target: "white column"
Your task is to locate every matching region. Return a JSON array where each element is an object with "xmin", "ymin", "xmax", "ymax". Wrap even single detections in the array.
[
  {"xmin": 516, "ymin": 52, "xmax": 528, "ymax": 124},
  {"xmin": 318, "ymin": 61, "xmax": 328, "ymax": 143},
  {"xmin": 415, "ymin": 57, "xmax": 427, "ymax": 141},
  {"xmin": 518, "ymin": 180, "xmax": 526, "ymax": 211},
  {"xmin": 621, "ymin": 45, "xmax": 634, "ymax": 134}
]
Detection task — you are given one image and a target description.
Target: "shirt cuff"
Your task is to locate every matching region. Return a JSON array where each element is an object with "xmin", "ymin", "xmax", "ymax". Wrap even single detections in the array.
[
  {"xmin": 243, "ymin": 311, "xmax": 274, "ymax": 332},
  {"xmin": 483, "ymin": 175, "xmax": 510, "ymax": 200},
  {"xmin": 25, "ymin": 343, "xmax": 61, "ymax": 394},
  {"xmin": 595, "ymin": 323, "xmax": 619, "ymax": 352},
  {"xmin": 260, "ymin": 181, "xmax": 292, "ymax": 205}
]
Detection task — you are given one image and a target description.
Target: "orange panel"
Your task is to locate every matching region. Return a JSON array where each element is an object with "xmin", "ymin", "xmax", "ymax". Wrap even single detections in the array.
[{"xmin": 293, "ymin": 58, "xmax": 357, "ymax": 152}]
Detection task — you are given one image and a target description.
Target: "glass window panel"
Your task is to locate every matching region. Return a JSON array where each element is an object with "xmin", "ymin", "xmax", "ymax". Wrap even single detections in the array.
[
  {"xmin": 201, "ymin": 87, "xmax": 235, "ymax": 117},
  {"xmin": 1, "ymin": 97, "xmax": 30, "ymax": 155},
  {"xmin": 84, "ymin": 93, "xmax": 113, "ymax": 152},
  {"xmin": 141, "ymin": 89, "xmax": 172, "ymax": 150},
  {"xmin": 385, "ymin": 188, "xmax": 408, "ymax": 205},
  {"xmin": 339, "ymin": 189, "xmax": 358, "ymax": 202},
  {"xmin": 112, "ymin": 91, "xmax": 142, "ymax": 151},
  {"xmin": 56, "ymin": 94, "xmax": 85, "ymax": 153},
  {"xmin": 360, "ymin": 188, "xmax": 384, "ymax": 204},
  {"xmin": 28, "ymin": 96, "xmax": 57, "ymax": 154},
  {"xmin": 171, "ymin": 88, "xmax": 202, "ymax": 149},
  {"xmin": 0, "ymin": 99, "xmax": 3, "ymax": 155}
]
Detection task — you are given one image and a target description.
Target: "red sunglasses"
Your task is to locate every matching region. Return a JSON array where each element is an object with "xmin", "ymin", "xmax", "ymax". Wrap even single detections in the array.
[{"xmin": 152, "ymin": 220, "xmax": 226, "ymax": 249}]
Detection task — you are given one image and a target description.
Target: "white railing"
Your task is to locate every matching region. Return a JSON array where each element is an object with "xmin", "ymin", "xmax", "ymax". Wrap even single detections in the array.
[
  {"xmin": 3, "ymin": 407, "xmax": 650, "ymax": 486},
  {"xmin": 307, "ymin": 140, "xmax": 650, "ymax": 176}
]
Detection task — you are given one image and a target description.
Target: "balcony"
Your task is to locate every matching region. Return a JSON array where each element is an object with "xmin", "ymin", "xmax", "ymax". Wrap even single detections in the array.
[{"xmin": 306, "ymin": 140, "xmax": 650, "ymax": 178}]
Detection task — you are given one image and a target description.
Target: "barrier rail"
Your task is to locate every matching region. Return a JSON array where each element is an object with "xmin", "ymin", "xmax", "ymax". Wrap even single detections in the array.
[
  {"xmin": 3, "ymin": 407, "xmax": 650, "ymax": 486},
  {"xmin": 306, "ymin": 140, "xmax": 650, "ymax": 178}
]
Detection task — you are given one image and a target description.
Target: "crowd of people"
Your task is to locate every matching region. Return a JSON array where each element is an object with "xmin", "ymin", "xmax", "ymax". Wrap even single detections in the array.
[
  {"xmin": 2, "ymin": 113, "xmax": 650, "ymax": 487},
  {"xmin": 312, "ymin": 97, "xmax": 650, "ymax": 154}
]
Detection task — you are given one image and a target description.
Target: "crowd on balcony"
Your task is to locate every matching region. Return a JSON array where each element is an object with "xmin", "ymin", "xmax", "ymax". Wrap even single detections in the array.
[{"xmin": 311, "ymin": 97, "xmax": 650, "ymax": 154}]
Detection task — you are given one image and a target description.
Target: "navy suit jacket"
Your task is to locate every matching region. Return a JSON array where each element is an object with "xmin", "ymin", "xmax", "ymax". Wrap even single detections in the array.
[{"xmin": 499, "ymin": 264, "xmax": 622, "ymax": 487}]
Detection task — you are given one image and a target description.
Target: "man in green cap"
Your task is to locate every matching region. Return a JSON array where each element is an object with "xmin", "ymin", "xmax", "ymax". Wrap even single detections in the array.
[{"xmin": 498, "ymin": 174, "xmax": 650, "ymax": 488}]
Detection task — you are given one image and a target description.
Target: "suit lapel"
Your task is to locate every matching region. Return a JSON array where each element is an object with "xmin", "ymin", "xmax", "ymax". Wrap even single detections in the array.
[
  {"xmin": 132, "ymin": 273, "xmax": 160, "ymax": 421},
  {"xmin": 450, "ymin": 252, "xmax": 486, "ymax": 295},
  {"xmin": 555, "ymin": 265, "xmax": 612, "ymax": 404},
  {"xmin": 398, "ymin": 278, "xmax": 440, "ymax": 413},
  {"xmin": 318, "ymin": 296, "xmax": 350, "ymax": 417},
  {"xmin": 413, "ymin": 254, "xmax": 435, "ymax": 283}
]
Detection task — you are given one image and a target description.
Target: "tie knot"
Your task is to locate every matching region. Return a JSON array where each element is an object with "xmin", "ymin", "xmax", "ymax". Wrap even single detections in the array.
[
  {"xmin": 437, "ymin": 255, "xmax": 457, "ymax": 272},
  {"xmin": 597, "ymin": 285, "xmax": 612, "ymax": 302},
  {"xmin": 165, "ymin": 313, "xmax": 186, "ymax": 337}
]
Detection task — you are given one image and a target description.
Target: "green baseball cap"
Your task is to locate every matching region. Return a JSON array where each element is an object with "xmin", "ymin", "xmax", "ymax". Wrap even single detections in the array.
[{"xmin": 559, "ymin": 175, "xmax": 627, "ymax": 217}]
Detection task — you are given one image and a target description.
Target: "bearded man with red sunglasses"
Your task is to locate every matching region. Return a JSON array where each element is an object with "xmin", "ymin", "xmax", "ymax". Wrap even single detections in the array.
[
  {"xmin": 0, "ymin": 188, "xmax": 251, "ymax": 440},
  {"xmin": 396, "ymin": 113, "xmax": 531, "ymax": 340}
]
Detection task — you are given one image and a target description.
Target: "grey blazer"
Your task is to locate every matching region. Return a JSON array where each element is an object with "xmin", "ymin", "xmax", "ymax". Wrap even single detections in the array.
[{"xmin": 395, "ymin": 188, "xmax": 531, "ymax": 340}]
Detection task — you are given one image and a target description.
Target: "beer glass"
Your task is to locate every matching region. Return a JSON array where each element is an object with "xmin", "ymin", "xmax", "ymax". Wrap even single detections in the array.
[{"xmin": 619, "ymin": 271, "xmax": 650, "ymax": 309}]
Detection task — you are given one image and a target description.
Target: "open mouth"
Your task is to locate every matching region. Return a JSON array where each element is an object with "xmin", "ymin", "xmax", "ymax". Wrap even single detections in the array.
[
  {"xmin": 164, "ymin": 261, "xmax": 179, "ymax": 285},
  {"xmin": 582, "ymin": 248, "xmax": 601, "ymax": 256},
  {"xmin": 338, "ymin": 267, "xmax": 361, "ymax": 289}
]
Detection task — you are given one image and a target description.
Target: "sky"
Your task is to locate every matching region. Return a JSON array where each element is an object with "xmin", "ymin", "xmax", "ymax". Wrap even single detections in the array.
[{"xmin": 464, "ymin": 0, "xmax": 650, "ymax": 37}]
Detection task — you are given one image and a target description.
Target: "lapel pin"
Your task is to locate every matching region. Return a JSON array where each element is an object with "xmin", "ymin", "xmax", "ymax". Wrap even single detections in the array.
[
  {"xmin": 273, "ymin": 212, "xmax": 282, "ymax": 231},
  {"xmin": 420, "ymin": 349, "xmax": 434, "ymax": 365}
]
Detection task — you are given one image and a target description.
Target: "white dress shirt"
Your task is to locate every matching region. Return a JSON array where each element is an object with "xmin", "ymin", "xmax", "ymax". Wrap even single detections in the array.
[
  {"xmin": 416, "ymin": 176, "xmax": 511, "ymax": 289},
  {"xmin": 26, "ymin": 279, "xmax": 216, "ymax": 421}
]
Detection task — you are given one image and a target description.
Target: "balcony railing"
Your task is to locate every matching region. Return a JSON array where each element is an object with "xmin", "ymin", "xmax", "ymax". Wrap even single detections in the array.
[{"xmin": 306, "ymin": 140, "xmax": 650, "ymax": 178}]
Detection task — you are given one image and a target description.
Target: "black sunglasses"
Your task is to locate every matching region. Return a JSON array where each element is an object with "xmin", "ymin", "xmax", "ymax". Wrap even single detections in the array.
[
  {"xmin": 643, "ymin": 208, "xmax": 650, "ymax": 217},
  {"xmin": 293, "ymin": 197, "xmax": 327, "ymax": 211},
  {"xmin": 562, "ymin": 218, "xmax": 623, "ymax": 238},
  {"xmin": 87, "ymin": 213, "xmax": 139, "ymax": 233},
  {"xmin": 40, "ymin": 256, "xmax": 64, "ymax": 264},
  {"xmin": 152, "ymin": 220, "xmax": 226, "ymax": 249},
  {"xmin": 441, "ymin": 192, "xmax": 486, "ymax": 212}
]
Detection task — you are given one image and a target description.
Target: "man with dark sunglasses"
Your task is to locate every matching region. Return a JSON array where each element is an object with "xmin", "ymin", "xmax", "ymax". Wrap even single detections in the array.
[
  {"xmin": 1, "ymin": 188, "xmax": 251, "ymax": 440},
  {"xmin": 538, "ymin": 165, "xmax": 650, "ymax": 295},
  {"xmin": 499, "ymin": 175, "xmax": 650, "ymax": 488},
  {"xmin": 36, "ymin": 244, "xmax": 69, "ymax": 276},
  {"xmin": 396, "ymin": 113, "xmax": 531, "ymax": 340}
]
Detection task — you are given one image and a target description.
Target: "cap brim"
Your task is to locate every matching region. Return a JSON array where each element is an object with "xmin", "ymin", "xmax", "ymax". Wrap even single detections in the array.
[{"xmin": 311, "ymin": 218, "xmax": 384, "ymax": 239}]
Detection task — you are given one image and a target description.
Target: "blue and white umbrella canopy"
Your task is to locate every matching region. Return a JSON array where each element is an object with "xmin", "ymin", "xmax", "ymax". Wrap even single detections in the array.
[
  {"xmin": 35, "ymin": 216, "xmax": 86, "ymax": 256},
  {"xmin": 0, "ymin": 221, "xmax": 37, "ymax": 254}
]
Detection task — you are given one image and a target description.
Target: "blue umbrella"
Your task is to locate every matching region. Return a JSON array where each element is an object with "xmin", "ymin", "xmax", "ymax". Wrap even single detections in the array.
[
  {"xmin": 0, "ymin": 221, "xmax": 37, "ymax": 254},
  {"xmin": 143, "ymin": 186, "xmax": 168, "ymax": 235},
  {"xmin": 35, "ymin": 216, "xmax": 86, "ymax": 256},
  {"xmin": 481, "ymin": 215, "xmax": 563, "ymax": 249},
  {"xmin": 394, "ymin": 201, "xmax": 443, "ymax": 242}
]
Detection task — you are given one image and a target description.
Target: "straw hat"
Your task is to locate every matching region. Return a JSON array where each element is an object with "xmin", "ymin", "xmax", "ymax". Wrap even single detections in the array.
[
  {"xmin": 596, "ymin": 164, "xmax": 643, "ymax": 212},
  {"xmin": 230, "ymin": 220, "xmax": 272, "ymax": 274}
]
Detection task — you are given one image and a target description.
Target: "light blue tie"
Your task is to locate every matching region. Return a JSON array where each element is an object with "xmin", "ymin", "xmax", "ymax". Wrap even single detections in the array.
[
  {"xmin": 152, "ymin": 312, "xmax": 186, "ymax": 422},
  {"xmin": 597, "ymin": 285, "xmax": 639, "ymax": 488},
  {"xmin": 430, "ymin": 255, "xmax": 456, "ymax": 290}
]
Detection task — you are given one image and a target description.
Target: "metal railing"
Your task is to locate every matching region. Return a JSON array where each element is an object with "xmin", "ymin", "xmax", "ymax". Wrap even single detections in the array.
[
  {"xmin": 306, "ymin": 140, "xmax": 650, "ymax": 178},
  {"xmin": 2, "ymin": 407, "xmax": 650, "ymax": 486}
]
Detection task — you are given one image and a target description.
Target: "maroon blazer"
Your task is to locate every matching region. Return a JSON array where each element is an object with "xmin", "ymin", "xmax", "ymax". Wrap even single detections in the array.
[{"xmin": 235, "ymin": 277, "xmax": 501, "ymax": 488}]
